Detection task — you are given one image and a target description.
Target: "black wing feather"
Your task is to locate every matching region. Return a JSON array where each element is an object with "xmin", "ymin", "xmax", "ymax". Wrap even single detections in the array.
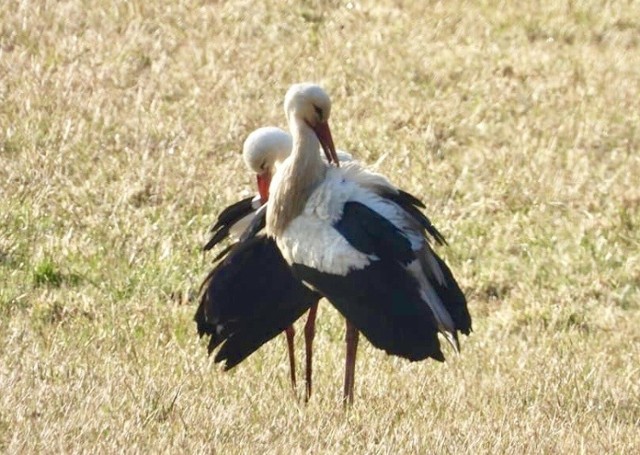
[
  {"xmin": 293, "ymin": 202, "xmax": 445, "ymax": 362},
  {"xmin": 379, "ymin": 189, "xmax": 447, "ymax": 246},
  {"xmin": 334, "ymin": 202, "xmax": 415, "ymax": 265},
  {"xmin": 195, "ymin": 235, "xmax": 320, "ymax": 369},
  {"xmin": 211, "ymin": 243, "xmax": 234, "ymax": 263},
  {"xmin": 203, "ymin": 196, "xmax": 255, "ymax": 252},
  {"xmin": 239, "ymin": 204, "xmax": 266, "ymax": 242},
  {"xmin": 396, "ymin": 189, "xmax": 426, "ymax": 208},
  {"xmin": 293, "ymin": 262, "xmax": 444, "ymax": 362},
  {"xmin": 431, "ymin": 252, "xmax": 472, "ymax": 334},
  {"xmin": 380, "ymin": 191, "xmax": 470, "ymax": 332}
]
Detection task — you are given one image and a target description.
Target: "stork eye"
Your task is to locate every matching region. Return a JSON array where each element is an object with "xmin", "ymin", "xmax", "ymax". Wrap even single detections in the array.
[
  {"xmin": 313, "ymin": 105, "xmax": 323, "ymax": 120},
  {"xmin": 260, "ymin": 160, "xmax": 267, "ymax": 170}
]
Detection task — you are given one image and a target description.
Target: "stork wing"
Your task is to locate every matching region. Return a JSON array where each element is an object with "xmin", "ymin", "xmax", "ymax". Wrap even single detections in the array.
[
  {"xmin": 378, "ymin": 189, "xmax": 471, "ymax": 335},
  {"xmin": 429, "ymin": 252, "xmax": 472, "ymax": 335},
  {"xmin": 291, "ymin": 202, "xmax": 445, "ymax": 362},
  {"xmin": 238, "ymin": 203, "xmax": 266, "ymax": 242},
  {"xmin": 203, "ymin": 196, "xmax": 257, "ymax": 252},
  {"xmin": 195, "ymin": 235, "xmax": 320, "ymax": 370},
  {"xmin": 379, "ymin": 189, "xmax": 447, "ymax": 246}
]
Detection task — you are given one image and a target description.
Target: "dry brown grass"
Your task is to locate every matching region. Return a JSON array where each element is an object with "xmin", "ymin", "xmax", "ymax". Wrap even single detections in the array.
[{"xmin": 1, "ymin": 0, "xmax": 639, "ymax": 452}]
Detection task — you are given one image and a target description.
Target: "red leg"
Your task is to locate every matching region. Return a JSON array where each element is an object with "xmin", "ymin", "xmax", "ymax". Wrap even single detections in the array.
[
  {"xmin": 284, "ymin": 325, "xmax": 296, "ymax": 392},
  {"xmin": 343, "ymin": 320, "xmax": 359, "ymax": 406},
  {"xmin": 304, "ymin": 303, "xmax": 319, "ymax": 402}
]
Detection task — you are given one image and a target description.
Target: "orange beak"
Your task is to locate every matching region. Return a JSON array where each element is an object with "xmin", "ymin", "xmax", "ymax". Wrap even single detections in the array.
[
  {"xmin": 256, "ymin": 171, "xmax": 271, "ymax": 204},
  {"xmin": 313, "ymin": 121, "xmax": 340, "ymax": 167}
]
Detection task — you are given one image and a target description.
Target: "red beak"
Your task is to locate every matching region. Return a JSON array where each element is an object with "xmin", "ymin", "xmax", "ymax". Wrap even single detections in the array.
[
  {"xmin": 313, "ymin": 121, "xmax": 340, "ymax": 167},
  {"xmin": 256, "ymin": 172, "xmax": 271, "ymax": 204}
]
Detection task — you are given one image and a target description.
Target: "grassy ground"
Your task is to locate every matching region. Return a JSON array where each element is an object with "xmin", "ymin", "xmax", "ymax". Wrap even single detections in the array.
[{"xmin": 1, "ymin": 0, "xmax": 639, "ymax": 452}]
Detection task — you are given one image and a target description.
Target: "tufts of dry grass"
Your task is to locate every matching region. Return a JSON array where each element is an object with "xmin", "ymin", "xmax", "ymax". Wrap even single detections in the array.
[{"xmin": 1, "ymin": 0, "xmax": 639, "ymax": 452}]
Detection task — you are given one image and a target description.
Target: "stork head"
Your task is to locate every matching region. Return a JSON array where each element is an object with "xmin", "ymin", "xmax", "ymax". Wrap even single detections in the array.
[
  {"xmin": 242, "ymin": 127, "xmax": 292, "ymax": 204},
  {"xmin": 284, "ymin": 83, "xmax": 339, "ymax": 166}
]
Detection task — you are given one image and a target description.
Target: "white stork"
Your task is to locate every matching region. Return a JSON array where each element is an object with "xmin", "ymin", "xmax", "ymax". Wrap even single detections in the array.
[
  {"xmin": 263, "ymin": 83, "xmax": 472, "ymax": 404},
  {"xmin": 196, "ymin": 127, "xmax": 319, "ymax": 395},
  {"xmin": 202, "ymin": 126, "xmax": 353, "ymax": 400}
]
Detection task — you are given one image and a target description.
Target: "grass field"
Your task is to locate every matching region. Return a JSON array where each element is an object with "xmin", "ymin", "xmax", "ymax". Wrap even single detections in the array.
[{"xmin": 1, "ymin": 0, "xmax": 639, "ymax": 452}]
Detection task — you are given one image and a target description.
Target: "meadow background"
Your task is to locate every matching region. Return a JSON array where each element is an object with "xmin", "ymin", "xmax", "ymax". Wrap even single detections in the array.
[{"xmin": 1, "ymin": 0, "xmax": 639, "ymax": 452}]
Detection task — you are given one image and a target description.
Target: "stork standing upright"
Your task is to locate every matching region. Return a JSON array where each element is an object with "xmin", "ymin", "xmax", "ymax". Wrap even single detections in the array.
[
  {"xmin": 263, "ymin": 83, "xmax": 472, "ymax": 404},
  {"xmin": 199, "ymin": 127, "xmax": 351, "ymax": 400},
  {"xmin": 196, "ymin": 128, "xmax": 320, "ymax": 395}
]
